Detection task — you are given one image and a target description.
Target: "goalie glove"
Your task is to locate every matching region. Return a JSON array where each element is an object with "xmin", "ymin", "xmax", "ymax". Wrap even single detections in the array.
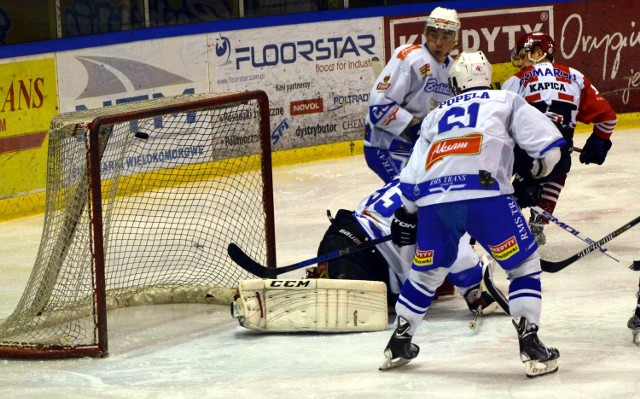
[
  {"xmin": 580, "ymin": 132, "xmax": 612, "ymax": 165},
  {"xmin": 391, "ymin": 206, "xmax": 418, "ymax": 247},
  {"xmin": 531, "ymin": 146, "xmax": 561, "ymax": 179}
]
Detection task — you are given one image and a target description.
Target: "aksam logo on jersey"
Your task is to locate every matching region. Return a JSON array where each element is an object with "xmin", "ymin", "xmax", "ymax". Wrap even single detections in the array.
[
  {"xmin": 425, "ymin": 133, "xmax": 483, "ymax": 170},
  {"xmin": 488, "ymin": 236, "xmax": 520, "ymax": 261},
  {"xmin": 413, "ymin": 248, "xmax": 434, "ymax": 267}
]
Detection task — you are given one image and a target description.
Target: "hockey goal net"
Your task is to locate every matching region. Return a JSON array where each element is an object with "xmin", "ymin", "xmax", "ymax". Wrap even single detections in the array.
[{"xmin": 0, "ymin": 90, "xmax": 275, "ymax": 359}]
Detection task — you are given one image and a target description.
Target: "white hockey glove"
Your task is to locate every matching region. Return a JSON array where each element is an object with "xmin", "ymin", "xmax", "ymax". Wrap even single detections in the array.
[{"xmin": 531, "ymin": 146, "xmax": 561, "ymax": 179}]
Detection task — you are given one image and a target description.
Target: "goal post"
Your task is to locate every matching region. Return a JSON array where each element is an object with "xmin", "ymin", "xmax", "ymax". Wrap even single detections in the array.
[{"xmin": 0, "ymin": 90, "xmax": 276, "ymax": 359}]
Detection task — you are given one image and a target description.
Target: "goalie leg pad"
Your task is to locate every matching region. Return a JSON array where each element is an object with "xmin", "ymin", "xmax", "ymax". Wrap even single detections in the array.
[{"xmin": 233, "ymin": 279, "xmax": 388, "ymax": 332}]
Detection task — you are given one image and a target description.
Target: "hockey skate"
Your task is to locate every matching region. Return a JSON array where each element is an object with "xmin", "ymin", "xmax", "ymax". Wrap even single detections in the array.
[
  {"xmin": 379, "ymin": 316, "xmax": 420, "ymax": 371},
  {"xmin": 627, "ymin": 314, "xmax": 640, "ymax": 345},
  {"xmin": 513, "ymin": 317, "xmax": 559, "ymax": 378}
]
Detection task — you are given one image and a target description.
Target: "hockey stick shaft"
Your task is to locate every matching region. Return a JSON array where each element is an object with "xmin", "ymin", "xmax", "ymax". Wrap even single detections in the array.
[
  {"xmin": 531, "ymin": 206, "xmax": 617, "ymax": 261},
  {"xmin": 481, "ymin": 256, "xmax": 510, "ymax": 315},
  {"xmin": 228, "ymin": 235, "xmax": 393, "ymax": 278},
  {"xmin": 540, "ymin": 215, "xmax": 640, "ymax": 273}
]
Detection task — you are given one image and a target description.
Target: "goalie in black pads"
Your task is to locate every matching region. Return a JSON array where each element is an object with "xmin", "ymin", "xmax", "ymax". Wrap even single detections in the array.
[
  {"xmin": 381, "ymin": 51, "xmax": 562, "ymax": 377},
  {"xmin": 313, "ymin": 176, "xmax": 497, "ymax": 314}
]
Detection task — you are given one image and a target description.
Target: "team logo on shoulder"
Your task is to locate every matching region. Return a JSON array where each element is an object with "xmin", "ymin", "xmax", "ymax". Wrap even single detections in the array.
[
  {"xmin": 376, "ymin": 75, "xmax": 391, "ymax": 91},
  {"xmin": 425, "ymin": 133, "xmax": 483, "ymax": 171},
  {"xmin": 419, "ymin": 63, "xmax": 431, "ymax": 78},
  {"xmin": 397, "ymin": 45, "xmax": 422, "ymax": 60},
  {"xmin": 413, "ymin": 248, "xmax": 434, "ymax": 267},
  {"xmin": 488, "ymin": 236, "xmax": 519, "ymax": 261}
]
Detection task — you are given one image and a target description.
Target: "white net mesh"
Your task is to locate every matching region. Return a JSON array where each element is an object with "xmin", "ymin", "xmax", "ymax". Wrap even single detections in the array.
[{"xmin": 0, "ymin": 92, "xmax": 274, "ymax": 357}]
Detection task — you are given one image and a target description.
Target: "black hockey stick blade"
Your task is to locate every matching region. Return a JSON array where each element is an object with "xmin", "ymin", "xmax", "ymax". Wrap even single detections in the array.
[
  {"xmin": 228, "ymin": 235, "xmax": 393, "ymax": 278},
  {"xmin": 482, "ymin": 258, "xmax": 509, "ymax": 315},
  {"xmin": 540, "ymin": 215, "xmax": 640, "ymax": 273}
]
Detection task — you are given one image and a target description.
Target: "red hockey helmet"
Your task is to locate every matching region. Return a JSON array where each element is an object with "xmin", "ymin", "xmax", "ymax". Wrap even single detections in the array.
[{"xmin": 511, "ymin": 32, "xmax": 555, "ymax": 64}]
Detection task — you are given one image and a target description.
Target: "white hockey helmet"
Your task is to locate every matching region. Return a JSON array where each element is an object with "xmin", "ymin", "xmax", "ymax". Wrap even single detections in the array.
[
  {"xmin": 448, "ymin": 51, "xmax": 493, "ymax": 95},
  {"xmin": 425, "ymin": 7, "xmax": 461, "ymax": 33}
]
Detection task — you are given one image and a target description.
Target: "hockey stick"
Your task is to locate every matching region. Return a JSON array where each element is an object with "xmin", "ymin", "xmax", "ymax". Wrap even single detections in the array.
[
  {"xmin": 540, "ymin": 215, "xmax": 640, "ymax": 273},
  {"xmin": 481, "ymin": 257, "xmax": 510, "ymax": 315},
  {"xmin": 468, "ymin": 309, "xmax": 481, "ymax": 330},
  {"xmin": 531, "ymin": 206, "xmax": 618, "ymax": 261},
  {"xmin": 228, "ymin": 235, "xmax": 393, "ymax": 278}
]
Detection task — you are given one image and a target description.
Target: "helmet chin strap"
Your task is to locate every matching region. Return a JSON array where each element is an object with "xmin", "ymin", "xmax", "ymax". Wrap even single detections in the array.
[{"xmin": 528, "ymin": 51, "xmax": 548, "ymax": 64}]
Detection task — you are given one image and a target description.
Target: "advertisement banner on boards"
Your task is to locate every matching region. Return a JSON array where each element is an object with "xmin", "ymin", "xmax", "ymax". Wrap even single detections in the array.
[
  {"xmin": 384, "ymin": 5, "xmax": 554, "ymax": 89},
  {"xmin": 56, "ymin": 35, "xmax": 210, "ymax": 113},
  {"xmin": 55, "ymin": 35, "xmax": 212, "ymax": 180},
  {"xmin": 552, "ymin": 1, "xmax": 639, "ymax": 113},
  {"xmin": 384, "ymin": 2, "xmax": 639, "ymax": 114},
  {"xmin": 208, "ymin": 18, "xmax": 384, "ymax": 151},
  {"xmin": 0, "ymin": 57, "xmax": 58, "ymax": 196}
]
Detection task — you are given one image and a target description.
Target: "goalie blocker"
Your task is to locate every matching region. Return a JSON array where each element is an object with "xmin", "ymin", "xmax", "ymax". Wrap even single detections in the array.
[{"xmin": 232, "ymin": 279, "xmax": 388, "ymax": 332}]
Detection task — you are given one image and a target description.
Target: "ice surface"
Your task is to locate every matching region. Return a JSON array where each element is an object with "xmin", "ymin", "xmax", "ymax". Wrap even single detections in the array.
[{"xmin": 1, "ymin": 130, "xmax": 639, "ymax": 398}]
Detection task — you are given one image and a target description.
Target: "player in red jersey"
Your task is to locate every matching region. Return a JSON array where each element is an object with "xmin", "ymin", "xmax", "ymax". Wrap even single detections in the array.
[{"xmin": 502, "ymin": 32, "xmax": 617, "ymax": 245}]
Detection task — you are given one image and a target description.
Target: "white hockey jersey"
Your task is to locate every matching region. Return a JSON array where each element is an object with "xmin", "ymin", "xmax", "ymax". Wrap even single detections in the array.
[
  {"xmin": 353, "ymin": 178, "xmax": 478, "ymax": 295},
  {"xmin": 502, "ymin": 62, "xmax": 616, "ymax": 139},
  {"xmin": 399, "ymin": 89, "xmax": 565, "ymax": 210},
  {"xmin": 365, "ymin": 43, "xmax": 453, "ymax": 149}
]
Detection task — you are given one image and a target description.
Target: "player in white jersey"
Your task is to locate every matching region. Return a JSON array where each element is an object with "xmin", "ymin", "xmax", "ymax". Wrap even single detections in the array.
[
  {"xmin": 379, "ymin": 51, "xmax": 565, "ymax": 378},
  {"xmin": 502, "ymin": 32, "xmax": 617, "ymax": 245},
  {"xmin": 363, "ymin": 7, "xmax": 460, "ymax": 183},
  {"xmin": 314, "ymin": 177, "xmax": 496, "ymax": 313}
]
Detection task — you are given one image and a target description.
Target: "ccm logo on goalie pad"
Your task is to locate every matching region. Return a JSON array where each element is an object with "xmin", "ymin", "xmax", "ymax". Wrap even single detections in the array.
[{"xmin": 268, "ymin": 280, "xmax": 312, "ymax": 288}]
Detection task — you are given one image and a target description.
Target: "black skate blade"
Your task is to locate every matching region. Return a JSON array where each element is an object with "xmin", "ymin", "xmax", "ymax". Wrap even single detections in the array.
[{"xmin": 524, "ymin": 359, "xmax": 559, "ymax": 378}]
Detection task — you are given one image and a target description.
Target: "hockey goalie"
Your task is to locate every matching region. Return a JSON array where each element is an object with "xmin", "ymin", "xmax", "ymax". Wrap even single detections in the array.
[
  {"xmin": 230, "ymin": 182, "xmax": 499, "ymax": 333},
  {"xmin": 231, "ymin": 169, "xmax": 500, "ymax": 334}
]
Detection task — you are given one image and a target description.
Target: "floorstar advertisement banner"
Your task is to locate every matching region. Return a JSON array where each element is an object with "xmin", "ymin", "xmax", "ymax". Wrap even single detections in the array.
[{"xmin": 208, "ymin": 18, "xmax": 384, "ymax": 151}]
